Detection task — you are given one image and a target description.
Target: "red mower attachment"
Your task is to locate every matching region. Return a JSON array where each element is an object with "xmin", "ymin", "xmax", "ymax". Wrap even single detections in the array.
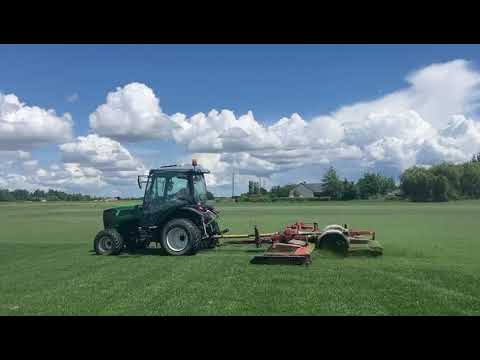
[{"xmin": 215, "ymin": 222, "xmax": 383, "ymax": 265}]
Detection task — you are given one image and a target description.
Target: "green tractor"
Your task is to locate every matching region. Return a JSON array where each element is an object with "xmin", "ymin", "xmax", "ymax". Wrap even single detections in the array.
[{"xmin": 93, "ymin": 160, "xmax": 223, "ymax": 256}]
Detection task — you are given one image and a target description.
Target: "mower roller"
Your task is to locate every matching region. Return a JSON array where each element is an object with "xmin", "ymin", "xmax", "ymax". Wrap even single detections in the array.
[{"xmin": 92, "ymin": 159, "xmax": 383, "ymax": 265}]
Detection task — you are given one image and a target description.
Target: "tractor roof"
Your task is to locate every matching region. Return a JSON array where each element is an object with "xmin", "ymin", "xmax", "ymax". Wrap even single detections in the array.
[{"xmin": 149, "ymin": 165, "xmax": 210, "ymax": 175}]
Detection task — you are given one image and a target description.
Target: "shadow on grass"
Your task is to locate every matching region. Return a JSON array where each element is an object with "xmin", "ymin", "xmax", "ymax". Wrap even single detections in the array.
[
  {"xmin": 88, "ymin": 247, "xmax": 168, "ymax": 257},
  {"xmin": 315, "ymin": 249, "xmax": 348, "ymax": 259},
  {"xmin": 215, "ymin": 247, "xmax": 266, "ymax": 254},
  {"xmin": 119, "ymin": 248, "xmax": 168, "ymax": 257},
  {"xmin": 243, "ymin": 249, "xmax": 269, "ymax": 253}
]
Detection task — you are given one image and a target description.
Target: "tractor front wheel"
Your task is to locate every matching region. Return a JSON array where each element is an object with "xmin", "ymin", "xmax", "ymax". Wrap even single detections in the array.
[
  {"xmin": 94, "ymin": 228, "xmax": 124, "ymax": 255},
  {"xmin": 161, "ymin": 218, "xmax": 201, "ymax": 256}
]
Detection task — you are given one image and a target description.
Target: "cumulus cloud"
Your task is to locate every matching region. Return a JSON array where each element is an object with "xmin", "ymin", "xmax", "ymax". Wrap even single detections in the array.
[
  {"xmin": 35, "ymin": 163, "xmax": 107, "ymax": 189},
  {"xmin": 88, "ymin": 59, "xmax": 480, "ymax": 188},
  {"xmin": 60, "ymin": 134, "xmax": 143, "ymax": 171},
  {"xmin": 0, "ymin": 93, "xmax": 73, "ymax": 150},
  {"xmin": 0, "ymin": 135, "xmax": 147, "ymax": 196},
  {"xmin": 0, "ymin": 150, "xmax": 31, "ymax": 162},
  {"xmin": 59, "ymin": 134, "xmax": 146, "ymax": 186},
  {"xmin": 0, "ymin": 158, "xmax": 107, "ymax": 193},
  {"xmin": 89, "ymin": 83, "xmax": 172, "ymax": 141}
]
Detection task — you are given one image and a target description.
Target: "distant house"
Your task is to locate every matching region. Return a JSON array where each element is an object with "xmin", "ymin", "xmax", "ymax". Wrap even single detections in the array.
[{"xmin": 289, "ymin": 182, "xmax": 324, "ymax": 198}]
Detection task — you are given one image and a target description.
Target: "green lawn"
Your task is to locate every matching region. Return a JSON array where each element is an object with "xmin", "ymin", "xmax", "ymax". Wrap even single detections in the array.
[{"xmin": 1, "ymin": 200, "xmax": 480, "ymax": 315}]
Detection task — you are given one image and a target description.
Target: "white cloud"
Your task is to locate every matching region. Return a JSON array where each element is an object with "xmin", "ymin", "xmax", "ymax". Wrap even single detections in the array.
[
  {"xmin": 87, "ymin": 60, "xmax": 480, "ymax": 190},
  {"xmin": 89, "ymin": 83, "xmax": 172, "ymax": 141},
  {"xmin": 6, "ymin": 59, "xmax": 480, "ymax": 196},
  {"xmin": 60, "ymin": 134, "xmax": 143, "ymax": 171},
  {"xmin": 1, "ymin": 135, "xmax": 147, "ymax": 196},
  {"xmin": 59, "ymin": 134, "xmax": 147, "ymax": 187},
  {"xmin": 29, "ymin": 163, "xmax": 108, "ymax": 191},
  {"xmin": 0, "ymin": 150, "xmax": 31, "ymax": 162},
  {"xmin": 177, "ymin": 60, "xmax": 480, "ymax": 186},
  {"xmin": 0, "ymin": 173, "xmax": 35, "ymax": 191},
  {"xmin": 0, "ymin": 93, "xmax": 73, "ymax": 150}
]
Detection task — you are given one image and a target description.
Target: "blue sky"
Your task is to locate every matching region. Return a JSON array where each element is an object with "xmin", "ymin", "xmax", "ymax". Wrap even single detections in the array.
[
  {"xmin": 1, "ymin": 45, "xmax": 480, "ymax": 196},
  {"xmin": 3, "ymin": 45, "xmax": 480, "ymax": 122}
]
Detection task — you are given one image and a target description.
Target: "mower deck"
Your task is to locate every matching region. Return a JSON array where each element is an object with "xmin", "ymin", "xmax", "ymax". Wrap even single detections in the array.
[
  {"xmin": 217, "ymin": 222, "xmax": 383, "ymax": 265},
  {"xmin": 250, "ymin": 242, "xmax": 315, "ymax": 265}
]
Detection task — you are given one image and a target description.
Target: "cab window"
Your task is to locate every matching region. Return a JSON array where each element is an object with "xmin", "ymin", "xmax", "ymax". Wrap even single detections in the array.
[
  {"xmin": 166, "ymin": 175, "xmax": 190, "ymax": 201},
  {"xmin": 144, "ymin": 175, "xmax": 166, "ymax": 205},
  {"xmin": 193, "ymin": 174, "xmax": 208, "ymax": 203}
]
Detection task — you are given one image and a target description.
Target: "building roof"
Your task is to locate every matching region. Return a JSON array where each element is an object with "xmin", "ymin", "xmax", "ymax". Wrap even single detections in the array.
[{"xmin": 299, "ymin": 182, "xmax": 324, "ymax": 193}]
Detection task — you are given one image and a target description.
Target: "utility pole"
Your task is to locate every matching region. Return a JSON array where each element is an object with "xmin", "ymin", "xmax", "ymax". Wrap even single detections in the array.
[{"xmin": 232, "ymin": 169, "xmax": 235, "ymax": 200}]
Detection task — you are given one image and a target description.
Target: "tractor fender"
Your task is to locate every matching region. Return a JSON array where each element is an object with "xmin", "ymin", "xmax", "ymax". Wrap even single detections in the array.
[
  {"xmin": 160, "ymin": 206, "xmax": 205, "ymax": 227},
  {"xmin": 151, "ymin": 205, "xmax": 205, "ymax": 231},
  {"xmin": 179, "ymin": 206, "xmax": 205, "ymax": 218},
  {"xmin": 179, "ymin": 206, "xmax": 217, "ymax": 223},
  {"xmin": 317, "ymin": 229, "xmax": 349, "ymax": 248}
]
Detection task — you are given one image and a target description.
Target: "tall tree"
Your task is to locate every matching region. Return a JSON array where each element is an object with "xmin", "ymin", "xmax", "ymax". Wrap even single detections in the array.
[
  {"xmin": 341, "ymin": 178, "xmax": 358, "ymax": 200},
  {"xmin": 461, "ymin": 162, "xmax": 480, "ymax": 198},
  {"xmin": 430, "ymin": 162, "xmax": 462, "ymax": 199},
  {"xmin": 431, "ymin": 175, "xmax": 449, "ymax": 202},
  {"xmin": 321, "ymin": 166, "xmax": 342, "ymax": 200},
  {"xmin": 0, "ymin": 189, "xmax": 14, "ymax": 201},
  {"xmin": 357, "ymin": 173, "xmax": 380, "ymax": 199},
  {"xmin": 400, "ymin": 167, "xmax": 433, "ymax": 202},
  {"xmin": 270, "ymin": 184, "xmax": 295, "ymax": 198}
]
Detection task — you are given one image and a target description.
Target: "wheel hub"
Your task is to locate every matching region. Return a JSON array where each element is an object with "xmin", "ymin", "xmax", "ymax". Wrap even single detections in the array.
[
  {"xmin": 99, "ymin": 236, "xmax": 113, "ymax": 252},
  {"xmin": 166, "ymin": 227, "xmax": 189, "ymax": 252}
]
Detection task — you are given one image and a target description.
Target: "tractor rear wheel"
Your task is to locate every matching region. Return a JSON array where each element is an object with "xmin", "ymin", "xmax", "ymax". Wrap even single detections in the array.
[
  {"xmin": 94, "ymin": 228, "xmax": 124, "ymax": 255},
  {"xmin": 161, "ymin": 218, "xmax": 201, "ymax": 256}
]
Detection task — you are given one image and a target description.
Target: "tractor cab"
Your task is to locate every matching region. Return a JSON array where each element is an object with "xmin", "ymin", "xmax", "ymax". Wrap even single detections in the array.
[{"xmin": 138, "ymin": 160, "xmax": 210, "ymax": 210}]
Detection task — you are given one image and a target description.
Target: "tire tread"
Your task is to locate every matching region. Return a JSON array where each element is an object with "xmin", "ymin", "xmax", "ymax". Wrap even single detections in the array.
[
  {"xmin": 161, "ymin": 218, "xmax": 202, "ymax": 255},
  {"xmin": 94, "ymin": 228, "xmax": 124, "ymax": 255}
]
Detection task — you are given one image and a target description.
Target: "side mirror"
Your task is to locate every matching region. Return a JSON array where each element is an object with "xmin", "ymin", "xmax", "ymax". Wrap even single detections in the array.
[{"xmin": 137, "ymin": 175, "xmax": 148, "ymax": 189}]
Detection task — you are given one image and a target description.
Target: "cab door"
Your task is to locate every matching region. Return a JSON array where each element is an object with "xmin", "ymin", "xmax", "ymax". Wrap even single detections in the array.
[
  {"xmin": 141, "ymin": 173, "xmax": 191, "ymax": 227},
  {"xmin": 141, "ymin": 174, "xmax": 167, "ymax": 227}
]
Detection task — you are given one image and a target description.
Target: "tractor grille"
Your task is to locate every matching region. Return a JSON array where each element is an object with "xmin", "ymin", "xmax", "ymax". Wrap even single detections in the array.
[{"xmin": 103, "ymin": 208, "xmax": 116, "ymax": 228}]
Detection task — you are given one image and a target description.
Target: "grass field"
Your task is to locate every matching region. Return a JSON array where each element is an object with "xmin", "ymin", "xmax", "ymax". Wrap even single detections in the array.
[{"xmin": 1, "ymin": 200, "xmax": 480, "ymax": 315}]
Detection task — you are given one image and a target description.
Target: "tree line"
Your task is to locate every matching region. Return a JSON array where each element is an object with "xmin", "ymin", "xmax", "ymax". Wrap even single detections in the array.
[
  {"xmin": 400, "ymin": 153, "xmax": 480, "ymax": 202},
  {"xmin": 0, "ymin": 188, "xmax": 97, "ymax": 202},
  {"xmin": 316, "ymin": 167, "xmax": 397, "ymax": 200},
  {"xmin": 241, "ymin": 167, "xmax": 398, "ymax": 201},
  {"xmin": 242, "ymin": 153, "xmax": 480, "ymax": 202}
]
